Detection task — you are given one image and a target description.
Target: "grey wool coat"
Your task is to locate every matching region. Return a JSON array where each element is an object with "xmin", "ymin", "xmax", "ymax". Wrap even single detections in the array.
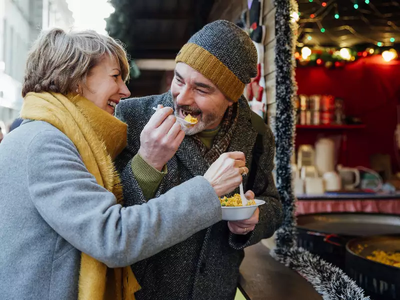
[
  {"xmin": 115, "ymin": 92, "xmax": 283, "ymax": 300},
  {"xmin": 0, "ymin": 120, "xmax": 223, "ymax": 300}
]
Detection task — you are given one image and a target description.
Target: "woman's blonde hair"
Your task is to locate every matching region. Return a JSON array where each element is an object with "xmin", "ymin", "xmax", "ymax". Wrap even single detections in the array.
[{"xmin": 22, "ymin": 28, "xmax": 130, "ymax": 97}]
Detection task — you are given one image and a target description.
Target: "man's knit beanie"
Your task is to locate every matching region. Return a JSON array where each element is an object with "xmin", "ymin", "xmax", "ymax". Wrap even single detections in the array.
[{"xmin": 175, "ymin": 20, "xmax": 258, "ymax": 102}]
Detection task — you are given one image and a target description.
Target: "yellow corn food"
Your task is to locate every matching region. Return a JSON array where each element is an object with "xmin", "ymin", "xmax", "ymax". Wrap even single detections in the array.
[
  {"xmin": 367, "ymin": 250, "xmax": 400, "ymax": 268},
  {"xmin": 184, "ymin": 114, "xmax": 198, "ymax": 124},
  {"xmin": 219, "ymin": 193, "xmax": 256, "ymax": 207}
]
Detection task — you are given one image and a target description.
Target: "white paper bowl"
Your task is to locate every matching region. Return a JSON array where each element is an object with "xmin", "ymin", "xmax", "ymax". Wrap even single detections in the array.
[{"xmin": 221, "ymin": 199, "xmax": 265, "ymax": 221}]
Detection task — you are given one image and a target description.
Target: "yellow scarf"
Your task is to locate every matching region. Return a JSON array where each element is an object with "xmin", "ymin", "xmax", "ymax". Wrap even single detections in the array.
[{"xmin": 21, "ymin": 92, "xmax": 140, "ymax": 300}]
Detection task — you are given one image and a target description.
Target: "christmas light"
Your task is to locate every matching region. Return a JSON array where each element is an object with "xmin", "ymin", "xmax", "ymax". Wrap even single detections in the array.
[
  {"xmin": 354, "ymin": 4, "xmax": 359, "ymax": 9},
  {"xmin": 307, "ymin": 36, "xmax": 312, "ymax": 40},
  {"xmin": 368, "ymin": 48, "xmax": 374, "ymax": 54},
  {"xmin": 316, "ymin": 59, "xmax": 323, "ymax": 65},
  {"xmin": 339, "ymin": 48, "xmax": 351, "ymax": 60},
  {"xmin": 322, "ymin": 2, "xmax": 327, "ymax": 7},
  {"xmin": 377, "ymin": 42, "xmax": 383, "ymax": 47},
  {"xmin": 365, "ymin": 0, "xmax": 370, "ymax": 3},
  {"xmin": 321, "ymin": 28, "xmax": 326, "ymax": 33},
  {"xmin": 309, "ymin": 0, "xmax": 313, "ymax": 2},
  {"xmin": 334, "ymin": 13, "xmax": 340, "ymax": 19},
  {"xmin": 382, "ymin": 49, "xmax": 398, "ymax": 62},
  {"xmin": 291, "ymin": 12, "xmax": 300, "ymax": 23},
  {"xmin": 390, "ymin": 38, "xmax": 396, "ymax": 43},
  {"xmin": 310, "ymin": 14, "xmax": 315, "ymax": 19},
  {"xmin": 301, "ymin": 47, "xmax": 312, "ymax": 59}
]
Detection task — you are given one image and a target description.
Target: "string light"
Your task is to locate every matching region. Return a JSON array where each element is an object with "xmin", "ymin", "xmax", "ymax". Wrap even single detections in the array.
[
  {"xmin": 365, "ymin": 0, "xmax": 370, "ymax": 4},
  {"xmin": 334, "ymin": 13, "xmax": 340, "ymax": 19},
  {"xmin": 390, "ymin": 38, "xmax": 396, "ymax": 43},
  {"xmin": 301, "ymin": 47, "xmax": 312, "ymax": 59},
  {"xmin": 322, "ymin": 2, "xmax": 327, "ymax": 7},
  {"xmin": 307, "ymin": 36, "xmax": 312, "ymax": 40},
  {"xmin": 316, "ymin": 58, "xmax": 323, "ymax": 65},
  {"xmin": 382, "ymin": 49, "xmax": 398, "ymax": 62},
  {"xmin": 309, "ymin": 0, "xmax": 313, "ymax": 2},
  {"xmin": 377, "ymin": 42, "xmax": 383, "ymax": 47},
  {"xmin": 310, "ymin": 14, "xmax": 315, "ymax": 19},
  {"xmin": 321, "ymin": 28, "xmax": 326, "ymax": 33},
  {"xmin": 291, "ymin": 12, "xmax": 300, "ymax": 23},
  {"xmin": 339, "ymin": 48, "xmax": 351, "ymax": 60},
  {"xmin": 354, "ymin": 4, "xmax": 359, "ymax": 9}
]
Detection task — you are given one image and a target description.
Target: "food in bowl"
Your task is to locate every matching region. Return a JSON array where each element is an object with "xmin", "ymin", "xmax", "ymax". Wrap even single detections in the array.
[
  {"xmin": 366, "ymin": 250, "xmax": 400, "ymax": 268},
  {"xmin": 219, "ymin": 193, "xmax": 256, "ymax": 207},
  {"xmin": 184, "ymin": 114, "xmax": 198, "ymax": 124}
]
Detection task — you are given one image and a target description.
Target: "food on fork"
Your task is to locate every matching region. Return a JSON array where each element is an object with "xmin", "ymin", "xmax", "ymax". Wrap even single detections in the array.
[{"xmin": 184, "ymin": 114, "xmax": 198, "ymax": 124}]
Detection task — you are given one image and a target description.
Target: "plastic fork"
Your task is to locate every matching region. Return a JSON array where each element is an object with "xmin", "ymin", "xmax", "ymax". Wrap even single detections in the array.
[{"xmin": 239, "ymin": 182, "xmax": 248, "ymax": 206}]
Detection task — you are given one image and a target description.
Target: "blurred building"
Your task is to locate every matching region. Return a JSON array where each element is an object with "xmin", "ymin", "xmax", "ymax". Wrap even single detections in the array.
[{"xmin": 0, "ymin": 0, "xmax": 73, "ymax": 131}]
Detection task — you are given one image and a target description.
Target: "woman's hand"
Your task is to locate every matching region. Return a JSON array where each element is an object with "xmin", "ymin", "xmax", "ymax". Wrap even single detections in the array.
[
  {"xmin": 204, "ymin": 152, "xmax": 248, "ymax": 197},
  {"xmin": 138, "ymin": 106, "xmax": 185, "ymax": 171},
  {"xmin": 228, "ymin": 190, "xmax": 259, "ymax": 235}
]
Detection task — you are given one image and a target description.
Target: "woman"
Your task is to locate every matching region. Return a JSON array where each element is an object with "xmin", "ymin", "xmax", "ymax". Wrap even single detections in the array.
[{"xmin": 0, "ymin": 29, "xmax": 248, "ymax": 300}]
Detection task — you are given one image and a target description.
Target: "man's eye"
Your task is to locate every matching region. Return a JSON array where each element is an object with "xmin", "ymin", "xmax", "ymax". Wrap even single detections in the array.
[{"xmin": 197, "ymin": 89, "xmax": 207, "ymax": 94}]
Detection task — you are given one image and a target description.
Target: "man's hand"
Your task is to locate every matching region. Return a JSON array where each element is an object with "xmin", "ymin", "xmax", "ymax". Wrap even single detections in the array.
[
  {"xmin": 138, "ymin": 106, "xmax": 185, "ymax": 171},
  {"xmin": 228, "ymin": 190, "xmax": 259, "ymax": 235}
]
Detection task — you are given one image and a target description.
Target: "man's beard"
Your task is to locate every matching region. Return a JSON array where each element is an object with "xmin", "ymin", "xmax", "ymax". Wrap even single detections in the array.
[{"xmin": 173, "ymin": 101, "xmax": 220, "ymax": 136}]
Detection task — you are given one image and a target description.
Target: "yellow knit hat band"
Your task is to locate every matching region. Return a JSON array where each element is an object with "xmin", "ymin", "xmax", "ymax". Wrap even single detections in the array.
[{"xmin": 175, "ymin": 43, "xmax": 245, "ymax": 102}]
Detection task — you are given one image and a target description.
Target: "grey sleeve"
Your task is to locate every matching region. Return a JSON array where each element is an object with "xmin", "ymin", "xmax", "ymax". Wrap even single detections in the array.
[
  {"xmin": 229, "ymin": 127, "xmax": 283, "ymax": 249},
  {"xmin": 26, "ymin": 130, "xmax": 222, "ymax": 268}
]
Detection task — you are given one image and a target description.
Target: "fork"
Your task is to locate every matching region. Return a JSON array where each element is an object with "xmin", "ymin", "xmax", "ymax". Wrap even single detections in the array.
[{"xmin": 239, "ymin": 182, "xmax": 248, "ymax": 206}]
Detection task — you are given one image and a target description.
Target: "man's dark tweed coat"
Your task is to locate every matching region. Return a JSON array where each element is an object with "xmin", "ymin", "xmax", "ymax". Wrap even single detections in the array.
[{"xmin": 115, "ymin": 92, "xmax": 283, "ymax": 300}]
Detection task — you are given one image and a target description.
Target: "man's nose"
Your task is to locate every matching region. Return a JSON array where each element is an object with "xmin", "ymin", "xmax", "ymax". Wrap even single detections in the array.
[{"xmin": 176, "ymin": 86, "xmax": 194, "ymax": 106}]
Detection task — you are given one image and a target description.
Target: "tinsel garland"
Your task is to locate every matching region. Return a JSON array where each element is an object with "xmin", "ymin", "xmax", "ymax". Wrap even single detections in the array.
[{"xmin": 271, "ymin": 0, "xmax": 370, "ymax": 299}]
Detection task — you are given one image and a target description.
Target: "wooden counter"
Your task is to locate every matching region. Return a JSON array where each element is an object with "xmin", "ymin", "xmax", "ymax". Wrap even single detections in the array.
[{"xmin": 239, "ymin": 243, "xmax": 321, "ymax": 300}]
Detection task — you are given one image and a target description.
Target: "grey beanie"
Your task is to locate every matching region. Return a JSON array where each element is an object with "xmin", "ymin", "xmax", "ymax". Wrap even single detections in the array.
[{"xmin": 176, "ymin": 20, "xmax": 258, "ymax": 102}]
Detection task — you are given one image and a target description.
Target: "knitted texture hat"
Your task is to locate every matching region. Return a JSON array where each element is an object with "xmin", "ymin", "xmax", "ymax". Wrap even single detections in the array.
[{"xmin": 175, "ymin": 20, "xmax": 258, "ymax": 102}]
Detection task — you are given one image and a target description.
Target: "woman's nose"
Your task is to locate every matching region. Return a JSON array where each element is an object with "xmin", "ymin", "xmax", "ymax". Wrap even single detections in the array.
[{"xmin": 119, "ymin": 82, "xmax": 131, "ymax": 98}]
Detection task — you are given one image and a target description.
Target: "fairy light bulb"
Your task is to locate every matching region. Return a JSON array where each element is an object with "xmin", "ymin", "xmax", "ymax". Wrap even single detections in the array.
[
  {"xmin": 339, "ymin": 48, "xmax": 351, "ymax": 60},
  {"xmin": 382, "ymin": 49, "xmax": 398, "ymax": 62},
  {"xmin": 301, "ymin": 47, "xmax": 312, "ymax": 59},
  {"xmin": 334, "ymin": 13, "xmax": 340, "ymax": 19},
  {"xmin": 321, "ymin": 28, "xmax": 326, "ymax": 33},
  {"xmin": 291, "ymin": 12, "xmax": 300, "ymax": 23},
  {"xmin": 365, "ymin": 0, "xmax": 370, "ymax": 3},
  {"xmin": 390, "ymin": 38, "xmax": 395, "ymax": 43}
]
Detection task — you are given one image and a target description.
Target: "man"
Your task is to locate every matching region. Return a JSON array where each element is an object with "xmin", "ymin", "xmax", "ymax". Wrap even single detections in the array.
[{"xmin": 115, "ymin": 20, "xmax": 282, "ymax": 300}]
